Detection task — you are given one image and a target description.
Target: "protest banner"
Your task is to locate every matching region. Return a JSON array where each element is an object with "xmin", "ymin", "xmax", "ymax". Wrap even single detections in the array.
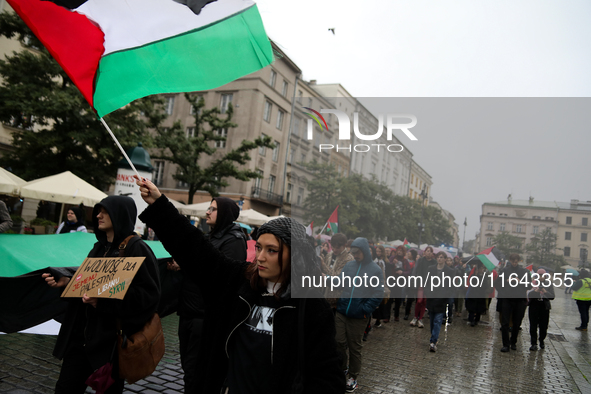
[{"xmin": 61, "ymin": 257, "xmax": 145, "ymax": 300}]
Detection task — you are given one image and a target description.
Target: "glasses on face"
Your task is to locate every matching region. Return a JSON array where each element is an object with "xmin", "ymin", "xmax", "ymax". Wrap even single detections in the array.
[{"xmin": 206, "ymin": 206, "xmax": 217, "ymax": 213}]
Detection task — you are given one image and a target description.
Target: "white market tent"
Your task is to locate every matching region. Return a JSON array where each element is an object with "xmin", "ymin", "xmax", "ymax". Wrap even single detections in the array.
[
  {"xmin": 237, "ymin": 209, "xmax": 270, "ymax": 226},
  {"xmin": 18, "ymin": 171, "xmax": 107, "ymax": 207},
  {"xmin": 0, "ymin": 167, "xmax": 26, "ymax": 196},
  {"xmin": 267, "ymin": 214, "xmax": 285, "ymax": 221},
  {"xmin": 180, "ymin": 201, "xmax": 210, "ymax": 217}
]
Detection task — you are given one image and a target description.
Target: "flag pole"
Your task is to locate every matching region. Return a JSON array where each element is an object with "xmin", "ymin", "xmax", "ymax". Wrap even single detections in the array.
[{"xmin": 99, "ymin": 117, "xmax": 141, "ymax": 179}]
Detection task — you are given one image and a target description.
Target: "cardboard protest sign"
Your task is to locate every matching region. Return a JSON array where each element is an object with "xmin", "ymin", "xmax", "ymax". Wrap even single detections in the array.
[{"xmin": 61, "ymin": 257, "xmax": 145, "ymax": 300}]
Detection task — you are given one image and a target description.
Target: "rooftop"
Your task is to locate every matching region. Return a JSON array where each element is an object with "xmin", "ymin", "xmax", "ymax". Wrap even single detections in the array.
[{"xmin": 485, "ymin": 199, "xmax": 591, "ymax": 212}]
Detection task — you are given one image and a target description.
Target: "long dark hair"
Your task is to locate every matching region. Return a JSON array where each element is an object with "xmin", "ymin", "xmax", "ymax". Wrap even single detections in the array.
[{"xmin": 246, "ymin": 234, "xmax": 291, "ymax": 299}]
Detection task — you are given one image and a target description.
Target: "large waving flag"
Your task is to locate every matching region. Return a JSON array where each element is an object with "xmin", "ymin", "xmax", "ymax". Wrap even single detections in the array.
[
  {"xmin": 476, "ymin": 246, "xmax": 500, "ymax": 271},
  {"xmin": 305, "ymin": 221, "xmax": 314, "ymax": 236},
  {"xmin": 7, "ymin": 0, "xmax": 274, "ymax": 118}
]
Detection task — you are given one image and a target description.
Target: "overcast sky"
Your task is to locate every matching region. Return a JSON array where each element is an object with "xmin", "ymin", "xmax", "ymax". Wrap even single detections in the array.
[{"xmin": 255, "ymin": 0, "xmax": 591, "ymax": 245}]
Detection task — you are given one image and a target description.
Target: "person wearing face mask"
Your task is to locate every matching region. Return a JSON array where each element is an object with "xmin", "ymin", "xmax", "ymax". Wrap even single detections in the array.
[
  {"xmin": 169, "ymin": 197, "xmax": 247, "ymax": 393},
  {"xmin": 56, "ymin": 207, "xmax": 87, "ymax": 234},
  {"xmin": 135, "ymin": 177, "xmax": 345, "ymax": 394}
]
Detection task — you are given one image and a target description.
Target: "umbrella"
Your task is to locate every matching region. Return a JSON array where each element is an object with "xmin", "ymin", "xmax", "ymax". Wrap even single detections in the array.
[
  {"xmin": 566, "ymin": 268, "xmax": 580, "ymax": 276},
  {"xmin": 18, "ymin": 171, "xmax": 107, "ymax": 207},
  {"xmin": 267, "ymin": 215, "xmax": 286, "ymax": 221},
  {"xmin": 432, "ymin": 247, "xmax": 452, "ymax": 257},
  {"xmin": 180, "ymin": 201, "xmax": 211, "ymax": 217},
  {"xmin": 237, "ymin": 209, "xmax": 270, "ymax": 226},
  {"xmin": 0, "ymin": 167, "xmax": 26, "ymax": 196}
]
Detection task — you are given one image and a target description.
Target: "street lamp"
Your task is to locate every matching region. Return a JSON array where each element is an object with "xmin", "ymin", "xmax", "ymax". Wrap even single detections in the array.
[
  {"xmin": 417, "ymin": 185, "xmax": 428, "ymax": 247},
  {"xmin": 462, "ymin": 217, "xmax": 467, "ymax": 251}
]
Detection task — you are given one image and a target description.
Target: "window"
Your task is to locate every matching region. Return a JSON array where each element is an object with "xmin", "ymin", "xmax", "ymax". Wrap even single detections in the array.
[
  {"xmin": 297, "ymin": 90, "xmax": 302, "ymax": 104},
  {"xmin": 486, "ymin": 237, "xmax": 492, "ymax": 247},
  {"xmin": 153, "ymin": 161, "xmax": 165, "ymax": 186},
  {"xmin": 584, "ymin": 218, "xmax": 589, "ymax": 226},
  {"xmin": 276, "ymin": 110, "xmax": 284, "ymax": 130},
  {"xmin": 581, "ymin": 248, "xmax": 588, "ymax": 260},
  {"xmin": 268, "ymin": 175, "xmax": 276, "ymax": 193},
  {"xmin": 545, "ymin": 217, "xmax": 553, "ymax": 221},
  {"xmin": 186, "ymin": 127, "xmax": 195, "ymax": 138},
  {"xmin": 286, "ymin": 183, "xmax": 292, "ymax": 203},
  {"xmin": 297, "ymin": 187, "xmax": 304, "ymax": 206},
  {"xmin": 282, "ymin": 80, "xmax": 288, "ymax": 97},
  {"xmin": 269, "ymin": 70, "xmax": 276, "ymax": 87},
  {"xmin": 500, "ymin": 223, "xmax": 506, "ymax": 231},
  {"xmin": 566, "ymin": 216, "xmax": 572, "ymax": 225},
  {"xmin": 533, "ymin": 226, "xmax": 539, "ymax": 234},
  {"xmin": 259, "ymin": 134, "xmax": 267, "ymax": 155},
  {"xmin": 516, "ymin": 225, "xmax": 522, "ymax": 233},
  {"xmin": 272, "ymin": 141, "xmax": 280, "ymax": 162},
  {"xmin": 565, "ymin": 232, "xmax": 572, "ymax": 240},
  {"xmin": 564, "ymin": 247, "xmax": 571, "ymax": 257},
  {"xmin": 220, "ymin": 94, "xmax": 233, "ymax": 114},
  {"xmin": 254, "ymin": 170, "xmax": 263, "ymax": 190},
  {"xmin": 292, "ymin": 117, "xmax": 300, "ymax": 137},
  {"xmin": 164, "ymin": 96, "xmax": 175, "ymax": 115},
  {"xmin": 215, "ymin": 129, "xmax": 227, "ymax": 148},
  {"xmin": 308, "ymin": 97, "xmax": 312, "ymax": 107},
  {"xmin": 289, "ymin": 148, "xmax": 294, "ymax": 164},
  {"xmin": 264, "ymin": 101, "xmax": 272, "ymax": 122},
  {"xmin": 300, "ymin": 153, "xmax": 306, "ymax": 163},
  {"xmin": 189, "ymin": 95, "xmax": 203, "ymax": 115},
  {"xmin": 582, "ymin": 233, "xmax": 588, "ymax": 242},
  {"xmin": 487, "ymin": 222, "xmax": 493, "ymax": 230}
]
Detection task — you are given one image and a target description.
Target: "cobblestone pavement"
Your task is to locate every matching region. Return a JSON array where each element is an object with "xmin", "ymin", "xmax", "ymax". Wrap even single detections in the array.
[{"xmin": 1, "ymin": 290, "xmax": 590, "ymax": 393}]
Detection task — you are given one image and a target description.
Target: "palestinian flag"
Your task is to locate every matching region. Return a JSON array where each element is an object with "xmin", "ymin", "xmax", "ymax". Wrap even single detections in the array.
[
  {"xmin": 326, "ymin": 206, "xmax": 338, "ymax": 234},
  {"xmin": 7, "ymin": 0, "xmax": 273, "ymax": 117},
  {"xmin": 305, "ymin": 222, "xmax": 313, "ymax": 237},
  {"xmin": 476, "ymin": 246, "xmax": 500, "ymax": 271},
  {"xmin": 525, "ymin": 264, "xmax": 534, "ymax": 272},
  {"xmin": 403, "ymin": 238, "xmax": 409, "ymax": 248}
]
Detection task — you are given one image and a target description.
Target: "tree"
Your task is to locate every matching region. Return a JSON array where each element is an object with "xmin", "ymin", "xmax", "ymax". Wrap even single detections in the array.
[
  {"xmin": 492, "ymin": 231, "xmax": 523, "ymax": 258},
  {"xmin": 302, "ymin": 161, "xmax": 454, "ymax": 243},
  {"xmin": 151, "ymin": 93, "xmax": 274, "ymax": 203},
  {"xmin": 0, "ymin": 11, "xmax": 163, "ymax": 189},
  {"xmin": 525, "ymin": 228, "xmax": 566, "ymax": 270}
]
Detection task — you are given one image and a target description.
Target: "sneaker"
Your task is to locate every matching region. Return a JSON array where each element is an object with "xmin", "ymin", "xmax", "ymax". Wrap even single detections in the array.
[
  {"xmin": 500, "ymin": 346, "xmax": 510, "ymax": 352},
  {"xmin": 429, "ymin": 343, "xmax": 437, "ymax": 352},
  {"xmin": 410, "ymin": 318, "xmax": 418, "ymax": 327},
  {"xmin": 540, "ymin": 341, "xmax": 545, "ymax": 349},
  {"xmin": 511, "ymin": 344, "xmax": 517, "ymax": 350},
  {"xmin": 417, "ymin": 320, "xmax": 424, "ymax": 328},
  {"xmin": 375, "ymin": 322, "xmax": 382, "ymax": 328},
  {"xmin": 404, "ymin": 314, "xmax": 409, "ymax": 320},
  {"xmin": 346, "ymin": 377, "xmax": 358, "ymax": 392},
  {"xmin": 529, "ymin": 344, "xmax": 538, "ymax": 351},
  {"xmin": 344, "ymin": 368, "xmax": 348, "ymax": 376},
  {"xmin": 447, "ymin": 319, "xmax": 452, "ymax": 325},
  {"xmin": 362, "ymin": 332, "xmax": 368, "ymax": 341},
  {"xmin": 576, "ymin": 326, "xmax": 588, "ymax": 331}
]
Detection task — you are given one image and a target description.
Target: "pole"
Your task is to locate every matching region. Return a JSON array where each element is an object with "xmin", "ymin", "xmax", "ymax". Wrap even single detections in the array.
[
  {"xmin": 462, "ymin": 217, "xmax": 467, "ymax": 251},
  {"xmin": 279, "ymin": 74, "xmax": 301, "ymax": 215},
  {"xmin": 99, "ymin": 117, "xmax": 141, "ymax": 179}
]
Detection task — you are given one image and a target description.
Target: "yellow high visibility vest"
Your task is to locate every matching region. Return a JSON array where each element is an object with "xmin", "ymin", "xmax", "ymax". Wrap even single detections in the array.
[{"xmin": 572, "ymin": 278, "xmax": 591, "ymax": 301}]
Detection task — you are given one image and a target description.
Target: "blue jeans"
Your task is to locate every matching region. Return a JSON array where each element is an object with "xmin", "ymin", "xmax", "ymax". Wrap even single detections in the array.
[{"xmin": 429, "ymin": 312, "xmax": 445, "ymax": 344}]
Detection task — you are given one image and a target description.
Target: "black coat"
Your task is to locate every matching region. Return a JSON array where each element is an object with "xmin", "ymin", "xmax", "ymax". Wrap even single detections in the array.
[
  {"xmin": 425, "ymin": 265, "xmax": 455, "ymax": 314},
  {"xmin": 139, "ymin": 195, "xmax": 345, "ymax": 394},
  {"xmin": 177, "ymin": 223, "xmax": 247, "ymax": 318},
  {"xmin": 53, "ymin": 196, "xmax": 160, "ymax": 370}
]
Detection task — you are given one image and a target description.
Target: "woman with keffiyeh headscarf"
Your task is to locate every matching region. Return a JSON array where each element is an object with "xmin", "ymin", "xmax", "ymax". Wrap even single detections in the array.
[{"xmin": 135, "ymin": 177, "xmax": 344, "ymax": 394}]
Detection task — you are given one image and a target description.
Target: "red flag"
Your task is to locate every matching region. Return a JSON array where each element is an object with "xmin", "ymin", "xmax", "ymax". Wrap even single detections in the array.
[{"xmin": 525, "ymin": 264, "xmax": 533, "ymax": 272}]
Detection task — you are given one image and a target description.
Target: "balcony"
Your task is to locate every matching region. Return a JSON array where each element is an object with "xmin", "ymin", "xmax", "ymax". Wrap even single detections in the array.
[{"xmin": 251, "ymin": 186, "xmax": 283, "ymax": 207}]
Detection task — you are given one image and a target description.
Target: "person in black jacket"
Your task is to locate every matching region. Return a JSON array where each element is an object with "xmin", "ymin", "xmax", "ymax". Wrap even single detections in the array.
[
  {"xmin": 424, "ymin": 252, "xmax": 455, "ymax": 352},
  {"xmin": 172, "ymin": 197, "xmax": 247, "ymax": 393},
  {"xmin": 42, "ymin": 195, "xmax": 161, "ymax": 393},
  {"xmin": 136, "ymin": 177, "xmax": 345, "ymax": 394},
  {"xmin": 528, "ymin": 268, "xmax": 555, "ymax": 350},
  {"xmin": 495, "ymin": 253, "xmax": 531, "ymax": 352}
]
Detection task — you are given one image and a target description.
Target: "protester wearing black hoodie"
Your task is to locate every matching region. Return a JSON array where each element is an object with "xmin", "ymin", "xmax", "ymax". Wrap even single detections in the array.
[
  {"xmin": 43, "ymin": 196, "xmax": 160, "ymax": 393},
  {"xmin": 176, "ymin": 197, "xmax": 247, "ymax": 393},
  {"xmin": 56, "ymin": 206, "xmax": 87, "ymax": 234}
]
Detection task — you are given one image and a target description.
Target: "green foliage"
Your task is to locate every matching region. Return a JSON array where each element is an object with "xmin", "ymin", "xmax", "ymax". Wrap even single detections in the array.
[
  {"xmin": 525, "ymin": 228, "xmax": 566, "ymax": 270},
  {"xmin": 30, "ymin": 218, "xmax": 57, "ymax": 226},
  {"xmin": 0, "ymin": 11, "xmax": 163, "ymax": 190},
  {"xmin": 152, "ymin": 93, "xmax": 274, "ymax": 203},
  {"xmin": 302, "ymin": 161, "xmax": 453, "ymax": 243},
  {"xmin": 492, "ymin": 231, "xmax": 523, "ymax": 257}
]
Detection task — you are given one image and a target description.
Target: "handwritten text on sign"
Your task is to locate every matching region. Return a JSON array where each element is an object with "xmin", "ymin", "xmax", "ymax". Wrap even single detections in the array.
[{"xmin": 61, "ymin": 257, "xmax": 145, "ymax": 300}]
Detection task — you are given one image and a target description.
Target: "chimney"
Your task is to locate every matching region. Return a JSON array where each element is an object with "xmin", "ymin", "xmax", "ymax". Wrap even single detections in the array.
[{"xmin": 309, "ymin": 79, "xmax": 317, "ymax": 85}]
